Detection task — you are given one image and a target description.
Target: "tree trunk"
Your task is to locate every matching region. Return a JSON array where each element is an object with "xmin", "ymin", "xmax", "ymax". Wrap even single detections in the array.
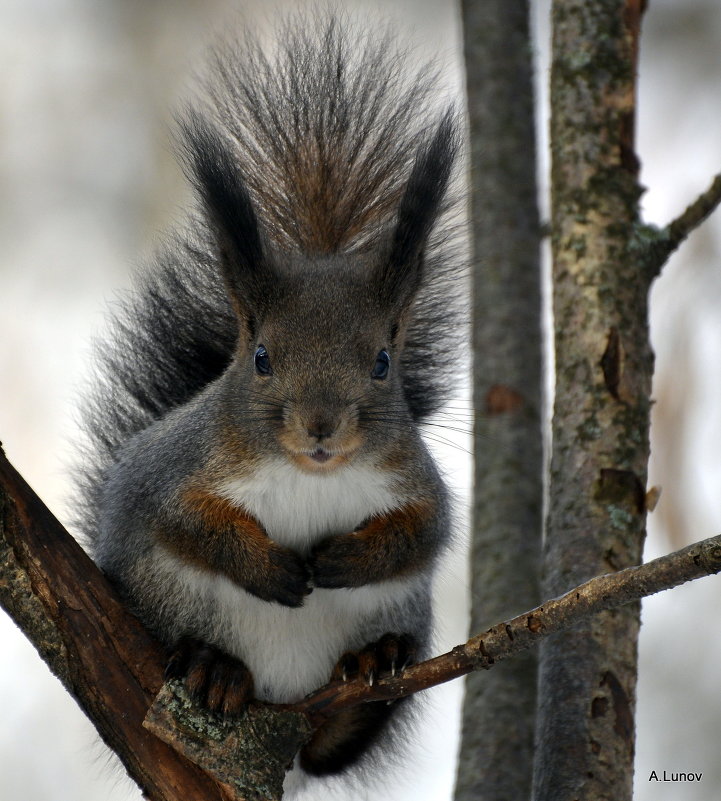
[
  {"xmin": 455, "ymin": 2, "xmax": 543, "ymax": 800},
  {"xmin": 533, "ymin": 2, "xmax": 649, "ymax": 799}
]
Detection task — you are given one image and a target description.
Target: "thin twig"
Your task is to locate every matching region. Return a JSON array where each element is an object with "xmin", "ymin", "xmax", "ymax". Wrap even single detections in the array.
[
  {"xmin": 666, "ymin": 173, "xmax": 721, "ymax": 250},
  {"xmin": 292, "ymin": 532, "xmax": 721, "ymax": 724},
  {"xmin": 644, "ymin": 172, "xmax": 721, "ymax": 275}
]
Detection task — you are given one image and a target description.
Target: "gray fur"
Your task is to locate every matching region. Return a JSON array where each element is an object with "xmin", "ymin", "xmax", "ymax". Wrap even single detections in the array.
[{"xmin": 77, "ymin": 12, "xmax": 463, "ymax": 794}]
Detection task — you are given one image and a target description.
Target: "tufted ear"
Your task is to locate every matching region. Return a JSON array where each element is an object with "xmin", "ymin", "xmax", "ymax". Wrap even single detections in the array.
[
  {"xmin": 179, "ymin": 110, "xmax": 274, "ymax": 336},
  {"xmin": 375, "ymin": 109, "xmax": 459, "ymax": 315}
]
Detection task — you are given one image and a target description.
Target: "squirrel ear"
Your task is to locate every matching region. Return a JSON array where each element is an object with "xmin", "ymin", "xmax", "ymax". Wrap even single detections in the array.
[
  {"xmin": 179, "ymin": 110, "xmax": 271, "ymax": 325},
  {"xmin": 378, "ymin": 109, "xmax": 459, "ymax": 312}
]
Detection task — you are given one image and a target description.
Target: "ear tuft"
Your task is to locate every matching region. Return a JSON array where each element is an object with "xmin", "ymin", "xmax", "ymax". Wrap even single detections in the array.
[
  {"xmin": 381, "ymin": 109, "xmax": 459, "ymax": 307},
  {"xmin": 178, "ymin": 109, "xmax": 268, "ymax": 311}
]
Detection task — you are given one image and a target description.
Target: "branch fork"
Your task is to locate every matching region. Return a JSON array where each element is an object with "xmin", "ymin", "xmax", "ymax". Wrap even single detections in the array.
[
  {"xmin": 146, "ymin": 533, "xmax": 721, "ymax": 800},
  {"xmin": 3, "ymin": 446, "xmax": 721, "ymax": 801}
]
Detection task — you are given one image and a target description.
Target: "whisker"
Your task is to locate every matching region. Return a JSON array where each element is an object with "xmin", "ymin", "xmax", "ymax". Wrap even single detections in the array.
[
  {"xmin": 419, "ymin": 433, "xmax": 472, "ymax": 455},
  {"xmin": 419, "ymin": 423, "xmax": 472, "ymax": 435}
]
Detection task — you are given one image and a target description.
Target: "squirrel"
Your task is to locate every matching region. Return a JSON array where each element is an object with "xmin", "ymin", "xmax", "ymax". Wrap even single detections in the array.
[{"xmin": 77, "ymin": 13, "xmax": 463, "ymax": 792}]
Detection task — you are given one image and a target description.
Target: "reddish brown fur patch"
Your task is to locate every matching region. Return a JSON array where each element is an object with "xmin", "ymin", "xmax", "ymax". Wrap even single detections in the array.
[
  {"xmin": 165, "ymin": 487, "xmax": 271, "ymax": 570},
  {"xmin": 158, "ymin": 487, "xmax": 310, "ymax": 606},
  {"xmin": 353, "ymin": 500, "xmax": 436, "ymax": 576},
  {"xmin": 266, "ymin": 134, "xmax": 409, "ymax": 254},
  {"xmin": 311, "ymin": 500, "xmax": 437, "ymax": 587},
  {"xmin": 181, "ymin": 487, "xmax": 258, "ymax": 528}
]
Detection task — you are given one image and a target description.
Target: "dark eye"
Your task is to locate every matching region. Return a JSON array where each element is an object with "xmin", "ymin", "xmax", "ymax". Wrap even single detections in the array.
[
  {"xmin": 371, "ymin": 349, "xmax": 390, "ymax": 380},
  {"xmin": 254, "ymin": 345, "xmax": 272, "ymax": 376}
]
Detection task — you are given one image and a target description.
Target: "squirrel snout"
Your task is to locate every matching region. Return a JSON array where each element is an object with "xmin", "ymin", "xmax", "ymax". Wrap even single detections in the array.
[
  {"xmin": 306, "ymin": 418, "xmax": 336, "ymax": 441},
  {"xmin": 277, "ymin": 405, "xmax": 363, "ymax": 468}
]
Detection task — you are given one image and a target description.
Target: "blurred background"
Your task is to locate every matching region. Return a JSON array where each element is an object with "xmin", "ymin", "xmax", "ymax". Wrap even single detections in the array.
[{"xmin": 1, "ymin": 0, "xmax": 720, "ymax": 799}]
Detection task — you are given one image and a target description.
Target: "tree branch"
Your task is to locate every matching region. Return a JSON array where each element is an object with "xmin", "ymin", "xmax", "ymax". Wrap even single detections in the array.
[
  {"xmin": 4, "ymin": 444, "xmax": 721, "ymax": 801},
  {"xmin": 456, "ymin": 1, "xmax": 542, "ymax": 797},
  {"xmin": 666, "ymin": 172, "xmax": 721, "ymax": 247},
  {"xmin": 540, "ymin": 1, "xmax": 651, "ymax": 795},
  {"xmin": 145, "ymin": 532, "xmax": 721, "ymax": 800},
  {"xmin": 297, "ymin": 531, "xmax": 721, "ymax": 715},
  {"xmin": 640, "ymin": 172, "xmax": 721, "ymax": 275},
  {"xmin": 0, "ymin": 445, "xmax": 236, "ymax": 801}
]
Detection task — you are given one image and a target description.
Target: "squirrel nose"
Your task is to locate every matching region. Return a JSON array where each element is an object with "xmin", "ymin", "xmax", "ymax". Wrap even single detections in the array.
[{"xmin": 307, "ymin": 418, "xmax": 335, "ymax": 441}]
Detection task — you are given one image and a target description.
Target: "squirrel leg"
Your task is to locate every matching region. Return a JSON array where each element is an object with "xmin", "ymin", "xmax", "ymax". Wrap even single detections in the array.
[
  {"xmin": 299, "ymin": 634, "xmax": 416, "ymax": 775},
  {"xmin": 165, "ymin": 636, "xmax": 254, "ymax": 716}
]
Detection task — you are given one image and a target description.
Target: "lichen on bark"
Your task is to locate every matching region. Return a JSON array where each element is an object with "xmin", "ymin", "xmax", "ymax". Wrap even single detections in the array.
[
  {"xmin": 534, "ymin": 1, "xmax": 652, "ymax": 800},
  {"xmin": 145, "ymin": 683, "xmax": 312, "ymax": 801}
]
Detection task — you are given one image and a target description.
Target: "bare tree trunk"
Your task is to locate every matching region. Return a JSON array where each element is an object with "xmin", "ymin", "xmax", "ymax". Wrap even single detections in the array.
[
  {"xmin": 455, "ymin": 2, "xmax": 543, "ymax": 800},
  {"xmin": 533, "ymin": 2, "xmax": 648, "ymax": 799}
]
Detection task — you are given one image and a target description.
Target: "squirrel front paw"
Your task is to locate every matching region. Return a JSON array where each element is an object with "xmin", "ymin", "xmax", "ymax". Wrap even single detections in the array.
[
  {"xmin": 331, "ymin": 633, "xmax": 417, "ymax": 685},
  {"xmin": 165, "ymin": 637, "xmax": 254, "ymax": 716},
  {"xmin": 309, "ymin": 533, "xmax": 369, "ymax": 588},
  {"xmin": 249, "ymin": 544, "xmax": 312, "ymax": 607}
]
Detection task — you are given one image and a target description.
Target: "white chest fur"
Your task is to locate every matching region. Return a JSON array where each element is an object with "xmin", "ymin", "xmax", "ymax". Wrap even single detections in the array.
[
  {"xmin": 148, "ymin": 459, "xmax": 419, "ymax": 703},
  {"xmin": 215, "ymin": 458, "xmax": 405, "ymax": 549}
]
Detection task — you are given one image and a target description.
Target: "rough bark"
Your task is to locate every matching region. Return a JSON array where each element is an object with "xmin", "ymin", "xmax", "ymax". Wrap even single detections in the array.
[
  {"xmin": 145, "ymin": 685, "xmax": 311, "ymax": 801},
  {"xmin": 455, "ymin": 1, "xmax": 543, "ymax": 799},
  {"xmin": 534, "ymin": 2, "xmax": 649, "ymax": 799},
  {"xmin": 0, "ymin": 447, "xmax": 236, "ymax": 801}
]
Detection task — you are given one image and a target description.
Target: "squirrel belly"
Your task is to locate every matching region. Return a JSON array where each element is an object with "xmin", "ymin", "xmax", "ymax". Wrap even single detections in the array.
[
  {"xmin": 100, "ymin": 433, "xmax": 439, "ymax": 704},
  {"xmin": 142, "ymin": 546, "xmax": 430, "ymax": 704}
]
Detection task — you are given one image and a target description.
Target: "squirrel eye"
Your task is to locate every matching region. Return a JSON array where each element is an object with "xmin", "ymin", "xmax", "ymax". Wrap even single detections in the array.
[
  {"xmin": 254, "ymin": 345, "xmax": 272, "ymax": 376},
  {"xmin": 371, "ymin": 349, "xmax": 390, "ymax": 380}
]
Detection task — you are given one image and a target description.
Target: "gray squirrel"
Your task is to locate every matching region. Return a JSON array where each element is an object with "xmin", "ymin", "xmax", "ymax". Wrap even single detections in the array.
[{"xmin": 78, "ymin": 14, "xmax": 463, "ymax": 789}]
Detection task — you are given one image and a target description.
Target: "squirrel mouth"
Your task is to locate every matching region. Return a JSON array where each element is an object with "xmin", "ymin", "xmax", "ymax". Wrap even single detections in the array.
[
  {"xmin": 286, "ymin": 441, "xmax": 359, "ymax": 472},
  {"xmin": 309, "ymin": 447, "xmax": 332, "ymax": 463}
]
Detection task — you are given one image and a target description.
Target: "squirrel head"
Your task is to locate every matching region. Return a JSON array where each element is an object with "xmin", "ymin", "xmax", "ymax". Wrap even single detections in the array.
[{"xmin": 182, "ymin": 110, "xmax": 457, "ymax": 472}]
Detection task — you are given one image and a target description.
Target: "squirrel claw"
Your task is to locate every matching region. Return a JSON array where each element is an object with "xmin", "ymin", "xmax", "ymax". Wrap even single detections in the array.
[
  {"xmin": 328, "ymin": 633, "xmax": 417, "ymax": 687},
  {"xmin": 166, "ymin": 637, "xmax": 254, "ymax": 717}
]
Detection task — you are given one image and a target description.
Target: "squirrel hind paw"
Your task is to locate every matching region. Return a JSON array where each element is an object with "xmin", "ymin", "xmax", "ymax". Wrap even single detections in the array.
[
  {"xmin": 329, "ymin": 633, "xmax": 417, "ymax": 686},
  {"xmin": 165, "ymin": 637, "xmax": 254, "ymax": 716}
]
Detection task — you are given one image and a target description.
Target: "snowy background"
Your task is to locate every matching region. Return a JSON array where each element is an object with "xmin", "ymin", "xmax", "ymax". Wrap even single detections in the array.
[{"xmin": 1, "ymin": 1, "xmax": 721, "ymax": 799}]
